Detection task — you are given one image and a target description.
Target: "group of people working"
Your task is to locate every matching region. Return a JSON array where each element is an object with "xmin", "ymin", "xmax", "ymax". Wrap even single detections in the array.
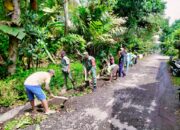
[
  {"xmin": 101, "ymin": 48, "xmax": 138, "ymax": 81},
  {"xmin": 24, "ymin": 51, "xmax": 97, "ymax": 114},
  {"xmin": 118, "ymin": 47, "xmax": 138, "ymax": 76},
  {"xmin": 24, "ymin": 49, "xmax": 138, "ymax": 114}
]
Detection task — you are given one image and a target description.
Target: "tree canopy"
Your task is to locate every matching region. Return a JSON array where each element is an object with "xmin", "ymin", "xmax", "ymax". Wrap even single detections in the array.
[
  {"xmin": 0, "ymin": 0, "xmax": 167, "ymax": 77},
  {"xmin": 160, "ymin": 20, "xmax": 180, "ymax": 58}
]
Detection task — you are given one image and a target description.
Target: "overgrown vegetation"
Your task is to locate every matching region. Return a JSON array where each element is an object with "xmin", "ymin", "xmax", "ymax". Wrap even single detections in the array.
[
  {"xmin": 0, "ymin": 0, "xmax": 167, "ymax": 107},
  {"xmin": 171, "ymin": 76, "xmax": 180, "ymax": 87},
  {"xmin": 0, "ymin": 62, "xmax": 85, "ymax": 107},
  {"xmin": 160, "ymin": 20, "xmax": 180, "ymax": 58}
]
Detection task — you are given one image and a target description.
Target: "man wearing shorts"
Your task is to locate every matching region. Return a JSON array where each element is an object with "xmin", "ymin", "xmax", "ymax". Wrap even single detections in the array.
[{"xmin": 24, "ymin": 70, "xmax": 55, "ymax": 114}]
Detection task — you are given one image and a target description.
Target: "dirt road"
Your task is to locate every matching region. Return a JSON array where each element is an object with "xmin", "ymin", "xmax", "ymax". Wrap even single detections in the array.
[{"xmin": 24, "ymin": 55, "xmax": 180, "ymax": 130}]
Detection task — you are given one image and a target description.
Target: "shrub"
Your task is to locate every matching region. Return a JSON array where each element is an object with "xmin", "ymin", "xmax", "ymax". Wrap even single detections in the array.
[
  {"xmin": 0, "ymin": 61, "xmax": 84, "ymax": 107},
  {"xmin": 60, "ymin": 34, "xmax": 86, "ymax": 54},
  {"xmin": 0, "ymin": 80, "xmax": 19, "ymax": 107}
]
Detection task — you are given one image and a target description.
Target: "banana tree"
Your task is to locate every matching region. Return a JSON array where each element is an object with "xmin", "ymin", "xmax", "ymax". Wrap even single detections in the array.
[
  {"xmin": 1, "ymin": 0, "xmax": 37, "ymax": 74},
  {"xmin": 7, "ymin": 0, "xmax": 21, "ymax": 74},
  {"xmin": 0, "ymin": 25, "xmax": 26, "ymax": 74}
]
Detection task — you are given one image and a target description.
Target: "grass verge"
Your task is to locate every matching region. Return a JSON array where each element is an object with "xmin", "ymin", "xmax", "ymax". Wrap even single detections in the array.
[{"xmin": 171, "ymin": 76, "xmax": 180, "ymax": 87}]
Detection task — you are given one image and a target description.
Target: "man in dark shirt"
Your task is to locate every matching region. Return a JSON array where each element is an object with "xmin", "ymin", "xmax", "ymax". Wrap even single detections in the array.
[{"xmin": 118, "ymin": 48, "xmax": 126, "ymax": 77}]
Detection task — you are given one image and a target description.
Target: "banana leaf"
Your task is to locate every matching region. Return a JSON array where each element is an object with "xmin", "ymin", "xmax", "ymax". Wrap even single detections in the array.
[{"xmin": 0, "ymin": 25, "xmax": 26, "ymax": 40}]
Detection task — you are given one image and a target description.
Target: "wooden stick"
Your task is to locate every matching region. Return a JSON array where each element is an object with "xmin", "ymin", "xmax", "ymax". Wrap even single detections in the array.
[{"xmin": 53, "ymin": 96, "xmax": 68, "ymax": 100}]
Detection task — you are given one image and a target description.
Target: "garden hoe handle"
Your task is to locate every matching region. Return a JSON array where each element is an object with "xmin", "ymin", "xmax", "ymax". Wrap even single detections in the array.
[{"xmin": 52, "ymin": 95, "xmax": 69, "ymax": 100}]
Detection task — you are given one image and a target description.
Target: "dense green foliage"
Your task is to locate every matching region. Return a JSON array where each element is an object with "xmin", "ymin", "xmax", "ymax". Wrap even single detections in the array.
[
  {"xmin": 0, "ymin": 62, "xmax": 84, "ymax": 107},
  {"xmin": 113, "ymin": 0, "xmax": 165, "ymax": 53},
  {"xmin": 0, "ymin": 32, "xmax": 9, "ymax": 77},
  {"xmin": 0, "ymin": 0, "xmax": 167, "ymax": 107},
  {"xmin": 114, "ymin": 0, "xmax": 165, "ymax": 27},
  {"xmin": 171, "ymin": 76, "xmax": 180, "ymax": 87},
  {"xmin": 160, "ymin": 20, "xmax": 180, "ymax": 58}
]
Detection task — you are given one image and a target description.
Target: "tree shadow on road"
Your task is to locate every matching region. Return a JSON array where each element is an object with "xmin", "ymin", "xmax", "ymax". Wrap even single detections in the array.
[
  {"xmin": 110, "ymin": 61, "xmax": 180, "ymax": 130},
  {"xmin": 110, "ymin": 82, "xmax": 158, "ymax": 130}
]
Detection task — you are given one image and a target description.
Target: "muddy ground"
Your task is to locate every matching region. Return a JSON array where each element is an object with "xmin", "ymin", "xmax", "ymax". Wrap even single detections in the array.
[{"xmin": 18, "ymin": 55, "xmax": 180, "ymax": 130}]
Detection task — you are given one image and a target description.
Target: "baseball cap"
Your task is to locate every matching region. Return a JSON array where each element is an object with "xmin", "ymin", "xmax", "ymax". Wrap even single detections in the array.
[{"xmin": 83, "ymin": 51, "xmax": 88, "ymax": 55}]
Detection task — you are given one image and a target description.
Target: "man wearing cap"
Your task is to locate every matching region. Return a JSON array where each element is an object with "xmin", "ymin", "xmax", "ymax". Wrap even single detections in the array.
[
  {"xmin": 60, "ymin": 51, "xmax": 75, "ymax": 89},
  {"xmin": 82, "ymin": 52, "xmax": 97, "ymax": 91},
  {"xmin": 24, "ymin": 70, "xmax": 55, "ymax": 115}
]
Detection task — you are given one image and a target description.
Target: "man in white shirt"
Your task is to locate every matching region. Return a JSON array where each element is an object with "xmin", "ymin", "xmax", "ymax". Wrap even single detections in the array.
[{"xmin": 24, "ymin": 70, "xmax": 55, "ymax": 114}]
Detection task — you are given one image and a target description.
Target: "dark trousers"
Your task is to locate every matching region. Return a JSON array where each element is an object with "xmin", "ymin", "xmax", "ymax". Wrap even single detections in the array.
[
  {"xmin": 62, "ymin": 71, "xmax": 74, "ymax": 89},
  {"xmin": 119, "ymin": 62, "xmax": 126, "ymax": 77}
]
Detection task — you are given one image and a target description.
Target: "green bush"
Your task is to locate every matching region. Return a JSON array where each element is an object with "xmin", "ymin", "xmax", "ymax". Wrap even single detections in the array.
[
  {"xmin": 60, "ymin": 34, "xmax": 86, "ymax": 54},
  {"xmin": 0, "ymin": 69, "xmax": 35, "ymax": 107},
  {"xmin": 171, "ymin": 76, "xmax": 180, "ymax": 87},
  {"xmin": 0, "ymin": 80, "xmax": 19, "ymax": 107},
  {"xmin": 0, "ymin": 65, "xmax": 8, "ymax": 79},
  {"xmin": 0, "ymin": 61, "xmax": 85, "ymax": 107}
]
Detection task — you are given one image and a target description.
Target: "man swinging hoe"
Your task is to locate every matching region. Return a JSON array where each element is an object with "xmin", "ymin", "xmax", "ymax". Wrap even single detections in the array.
[{"xmin": 24, "ymin": 69, "xmax": 68, "ymax": 115}]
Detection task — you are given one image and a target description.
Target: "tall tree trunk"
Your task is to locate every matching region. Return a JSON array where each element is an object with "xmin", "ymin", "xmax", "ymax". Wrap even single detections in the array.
[
  {"xmin": 12, "ymin": 0, "xmax": 20, "ymax": 23},
  {"xmin": 8, "ymin": 0, "xmax": 21, "ymax": 74},
  {"xmin": 8, "ymin": 36, "xmax": 18, "ymax": 74},
  {"xmin": 64, "ymin": 0, "xmax": 69, "ymax": 35},
  {"xmin": 27, "ymin": 56, "xmax": 31, "ymax": 69}
]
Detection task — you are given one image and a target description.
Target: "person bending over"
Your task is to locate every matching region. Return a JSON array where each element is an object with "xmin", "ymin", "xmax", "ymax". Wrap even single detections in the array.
[{"xmin": 24, "ymin": 70, "xmax": 55, "ymax": 115}]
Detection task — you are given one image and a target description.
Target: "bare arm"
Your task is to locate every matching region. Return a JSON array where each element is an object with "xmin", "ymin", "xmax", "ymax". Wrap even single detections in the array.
[
  {"xmin": 91, "ymin": 59, "xmax": 96, "ymax": 67},
  {"xmin": 76, "ymin": 49, "xmax": 82, "ymax": 56},
  {"xmin": 45, "ymin": 83, "xmax": 51, "ymax": 95},
  {"xmin": 45, "ymin": 78, "xmax": 53, "ymax": 96}
]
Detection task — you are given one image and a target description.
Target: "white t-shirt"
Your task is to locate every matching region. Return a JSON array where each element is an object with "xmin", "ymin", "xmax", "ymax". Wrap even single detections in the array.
[
  {"xmin": 24, "ymin": 72, "xmax": 51, "ymax": 86},
  {"xmin": 61, "ymin": 56, "xmax": 70, "ymax": 72},
  {"xmin": 107, "ymin": 64, "xmax": 117, "ymax": 75}
]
